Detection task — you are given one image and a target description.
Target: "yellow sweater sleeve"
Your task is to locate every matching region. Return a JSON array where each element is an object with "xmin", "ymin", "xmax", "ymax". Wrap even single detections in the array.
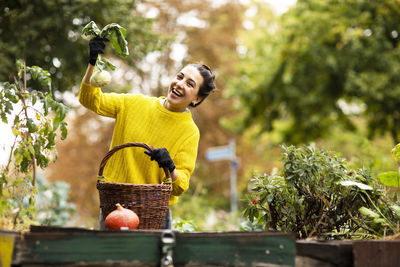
[{"xmin": 79, "ymin": 82, "xmax": 125, "ymax": 118}]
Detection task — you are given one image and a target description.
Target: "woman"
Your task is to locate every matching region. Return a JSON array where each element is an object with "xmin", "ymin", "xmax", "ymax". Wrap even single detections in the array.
[{"xmin": 79, "ymin": 37, "xmax": 216, "ymax": 229}]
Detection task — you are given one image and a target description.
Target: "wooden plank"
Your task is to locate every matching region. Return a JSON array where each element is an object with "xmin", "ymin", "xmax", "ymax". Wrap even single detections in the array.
[
  {"xmin": 13, "ymin": 227, "xmax": 296, "ymax": 266},
  {"xmin": 353, "ymin": 240, "xmax": 400, "ymax": 267},
  {"xmin": 174, "ymin": 231, "xmax": 296, "ymax": 267},
  {"xmin": 296, "ymin": 240, "xmax": 353, "ymax": 267},
  {"xmin": 15, "ymin": 227, "xmax": 161, "ymax": 266},
  {"xmin": 0, "ymin": 230, "xmax": 20, "ymax": 267}
]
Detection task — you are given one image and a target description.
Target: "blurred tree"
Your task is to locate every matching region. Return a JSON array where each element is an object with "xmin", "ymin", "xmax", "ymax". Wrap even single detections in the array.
[
  {"xmin": 228, "ymin": 0, "xmax": 400, "ymax": 144},
  {"xmin": 0, "ymin": 0, "xmax": 166, "ymax": 94}
]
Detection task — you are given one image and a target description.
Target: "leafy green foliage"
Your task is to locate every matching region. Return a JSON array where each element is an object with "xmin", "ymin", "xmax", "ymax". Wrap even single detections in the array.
[
  {"xmin": 0, "ymin": 60, "xmax": 68, "ymax": 230},
  {"xmin": 36, "ymin": 175, "xmax": 77, "ymax": 226},
  {"xmin": 81, "ymin": 21, "xmax": 101, "ymax": 37},
  {"xmin": 229, "ymin": 0, "xmax": 400, "ymax": 144},
  {"xmin": 100, "ymin": 23, "xmax": 129, "ymax": 58},
  {"xmin": 378, "ymin": 171, "xmax": 400, "ymax": 188},
  {"xmin": 82, "ymin": 21, "xmax": 129, "ymax": 66},
  {"xmin": 0, "ymin": 1, "xmax": 167, "ymax": 93},
  {"xmin": 243, "ymin": 144, "xmax": 400, "ymax": 239},
  {"xmin": 377, "ymin": 143, "xmax": 400, "ymax": 201},
  {"xmin": 173, "ymin": 218, "xmax": 199, "ymax": 232}
]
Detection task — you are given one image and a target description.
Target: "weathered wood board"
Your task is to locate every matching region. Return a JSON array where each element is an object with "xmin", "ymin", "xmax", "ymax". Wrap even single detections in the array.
[
  {"xmin": 174, "ymin": 231, "xmax": 295, "ymax": 266},
  {"xmin": 8, "ymin": 226, "xmax": 296, "ymax": 267},
  {"xmin": 353, "ymin": 240, "xmax": 400, "ymax": 267},
  {"xmin": 296, "ymin": 240, "xmax": 353, "ymax": 267},
  {"xmin": 6, "ymin": 226, "xmax": 400, "ymax": 267}
]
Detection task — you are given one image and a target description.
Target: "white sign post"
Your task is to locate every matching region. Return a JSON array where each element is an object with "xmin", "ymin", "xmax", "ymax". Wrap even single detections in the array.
[{"xmin": 205, "ymin": 138, "xmax": 238, "ymax": 213}]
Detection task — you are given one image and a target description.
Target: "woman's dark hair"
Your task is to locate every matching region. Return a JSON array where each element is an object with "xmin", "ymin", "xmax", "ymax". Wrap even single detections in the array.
[{"xmin": 188, "ymin": 64, "xmax": 216, "ymax": 107}]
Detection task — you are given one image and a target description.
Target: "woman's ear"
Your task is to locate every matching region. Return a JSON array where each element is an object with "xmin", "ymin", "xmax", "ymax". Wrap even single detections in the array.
[{"xmin": 191, "ymin": 96, "xmax": 203, "ymax": 106}]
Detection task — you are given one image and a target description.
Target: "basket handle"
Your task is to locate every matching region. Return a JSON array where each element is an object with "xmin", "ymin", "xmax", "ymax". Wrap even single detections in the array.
[{"xmin": 98, "ymin": 142, "xmax": 172, "ymax": 181}]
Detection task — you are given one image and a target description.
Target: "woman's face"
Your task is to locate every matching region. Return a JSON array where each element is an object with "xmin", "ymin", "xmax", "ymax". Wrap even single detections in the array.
[{"xmin": 165, "ymin": 65, "xmax": 203, "ymax": 112}]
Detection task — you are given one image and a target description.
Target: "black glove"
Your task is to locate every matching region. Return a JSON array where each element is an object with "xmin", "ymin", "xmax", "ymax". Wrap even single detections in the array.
[
  {"xmin": 144, "ymin": 148, "xmax": 175, "ymax": 173},
  {"xmin": 88, "ymin": 37, "xmax": 108, "ymax": 65}
]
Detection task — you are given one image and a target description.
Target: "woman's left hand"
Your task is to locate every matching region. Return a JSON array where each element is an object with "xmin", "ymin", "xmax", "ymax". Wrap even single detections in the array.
[{"xmin": 144, "ymin": 148, "xmax": 175, "ymax": 173}]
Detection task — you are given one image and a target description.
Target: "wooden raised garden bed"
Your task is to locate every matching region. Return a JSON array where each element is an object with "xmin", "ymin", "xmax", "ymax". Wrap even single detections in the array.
[
  {"xmin": 2, "ymin": 226, "xmax": 296, "ymax": 267},
  {"xmin": 2, "ymin": 226, "xmax": 399, "ymax": 266}
]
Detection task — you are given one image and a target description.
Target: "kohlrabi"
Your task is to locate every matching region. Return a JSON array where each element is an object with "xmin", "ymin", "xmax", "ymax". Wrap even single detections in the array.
[
  {"xmin": 90, "ymin": 68, "xmax": 111, "ymax": 87},
  {"xmin": 81, "ymin": 21, "xmax": 129, "ymax": 87}
]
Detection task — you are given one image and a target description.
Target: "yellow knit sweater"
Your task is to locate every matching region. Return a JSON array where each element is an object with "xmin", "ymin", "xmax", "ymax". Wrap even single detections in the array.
[{"xmin": 79, "ymin": 82, "xmax": 200, "ymax": 205}]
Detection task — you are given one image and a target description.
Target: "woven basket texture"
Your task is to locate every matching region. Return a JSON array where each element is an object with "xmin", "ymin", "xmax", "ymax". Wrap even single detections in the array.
[
  {"xmin": 97, "ymin": 181, "xmax": 171, "ymax": 229},
  {"xmin": 96, "ymin": 142, "xmax": 172, "ymax": 230}
]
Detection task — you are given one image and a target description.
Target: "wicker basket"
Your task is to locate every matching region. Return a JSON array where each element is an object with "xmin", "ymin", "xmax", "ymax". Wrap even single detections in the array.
[{"xmin": 96, "ymin": 142, "xmax": 172, "ymax": 230}]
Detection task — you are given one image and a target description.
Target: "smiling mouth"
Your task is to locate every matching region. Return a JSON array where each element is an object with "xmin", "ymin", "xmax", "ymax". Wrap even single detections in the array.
[{"xmin": 172, "ymin": 88, "xmax": 183, "ymax": 97}]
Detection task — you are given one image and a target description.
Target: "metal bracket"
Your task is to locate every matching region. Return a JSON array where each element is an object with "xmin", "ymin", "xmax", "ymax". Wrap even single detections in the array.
[{"xmin": 160, "ymin": 229, "xmax": 176, "ymax": 267}]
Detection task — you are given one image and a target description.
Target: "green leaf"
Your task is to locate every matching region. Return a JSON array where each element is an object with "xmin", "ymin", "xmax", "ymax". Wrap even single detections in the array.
[
  {"xmin": 338, "ymin": 180, "xmax": 373, "ymax": 190},
  {"xmin": 28, "ymin": 144, "xmax": 35, "ymax": 156},
  {"xmin": 52, "ymin": 116, "xmax": 60, "ymax": 131},
  {"xmin": 26, "ymin": 118, "xmax": 37, "ymax": 133},
  {"xmin": 1, "ymin": 112, "xmax": 8, "ymax": 123},
  {"xmin": 46, "ymin": 131, "xmax": 56, "ymax": 149},
  {"xmin": 100, "ymin": 23, "xmax": 129, "ymax": 57},
  {"xmin": 57, "ymin": 103, "xmax": 67, "ymax": 121},
  {"xmin": 4, "ymin": 101, "xmax": 13, "ymax": 115},
  {"xmin": 391, "ymin": 204, "xmax": 400, "ymax": 218},
  {"xmin": 14, "ymin": 149, "xmax": 23, "ymax": 166},
  {"xmin": 31, "ymin": 94, "xmax": 37, "ymax": 105},
  {"xmin": 392, "ymin": 144, "xmax": 400, "ymax": 162},
  {"xmin": 20, "ymin": 157, "xmax": 30, "ymax": 173},
  {"xmin": 23, "ymin": 150, "xmax": 32, "ymax": 161},
  {"xmin": 13, "ymin": 115, "xmax": 20, "ymax": 125},
  {"xmin": 359, "ymin": 207, "xmax": 380, "ymax": 218},
  {"xmin": 103, "ymin": 58, "xmax": 117, "ymax": 71},
  {"xmin": 81, "ymin": 21, "xmax": 101, "ymax": 37},
  {"xmin": 42, "ymin": 97, "xmax": 49, "ymax": 116},
  {"xmin": 4, "ymin": 86, "xmax": 19, "ymax": 103},
  {"xmin": 27, "ymin": 66, "xmax": 52, "ymax": 90},
  {"xmin": 95, "ymin": 56, "xmax": 107, "ymax": 71},
  {"xmin": 377, "ymin": 171, "xmax": 400, "ymax": 188},
  {"xmin": 373, "ymin": 217, "xmax": 386, "ymax": 224},
  {"xmin": 60, "ymin": 121, "xmax": 68, "ymax": 140},
  {"xmin": 16, "ymin": 59, "xmax": 24, "ymax": 72}
]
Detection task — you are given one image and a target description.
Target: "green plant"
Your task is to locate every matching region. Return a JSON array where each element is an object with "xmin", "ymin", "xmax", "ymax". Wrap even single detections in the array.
[
  {"xmin": 0, "ymin": 60, "xmax": 68, "ymax": 230},
  {"xmin": 35, "ymin": 175, "xmax": 76, "ymax": 226},
  {"xmin": 355, "ymin": 143, "xmax": 400, "ymax": 237},
  {"xmin": 173, "ymin": 218, "xmax": 199, "ymax": 232},
  {"xmin": 243, "ymin": 144, "xmax": 399, "ymax": 239},
  {"xmin": 81, "ymin": 21, "xmax": 129, "ymax": 87},
  {"xmin": 377, "ymin": 143, "xmax": 400, "ymax": 200}
]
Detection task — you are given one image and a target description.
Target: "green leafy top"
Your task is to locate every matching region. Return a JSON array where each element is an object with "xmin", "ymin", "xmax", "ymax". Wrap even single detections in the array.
[{"xmin": 81, "ymin": 21, "xmax": 129, "ymax": 58}]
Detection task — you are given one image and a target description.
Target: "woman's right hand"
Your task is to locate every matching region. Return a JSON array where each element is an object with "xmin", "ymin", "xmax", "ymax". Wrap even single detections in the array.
[{"xmin": 88, "ymin": 37, "xmax": 108, "ymax": 66}]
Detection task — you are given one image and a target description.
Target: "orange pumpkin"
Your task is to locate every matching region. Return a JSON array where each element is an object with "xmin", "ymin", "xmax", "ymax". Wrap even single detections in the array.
[{"xmin": 104, "ymin": 203, "xmax": 140, "ymax": 230}]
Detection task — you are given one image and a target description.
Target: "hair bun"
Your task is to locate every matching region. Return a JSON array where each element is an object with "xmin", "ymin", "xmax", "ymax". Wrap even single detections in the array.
[
  {"xmin": 202, "ymin": 64, "xmax": 211, "ymax": 71},
  {"xmin": 201, "ymin": 64, "xmax": 215, "ymax": 80}
]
